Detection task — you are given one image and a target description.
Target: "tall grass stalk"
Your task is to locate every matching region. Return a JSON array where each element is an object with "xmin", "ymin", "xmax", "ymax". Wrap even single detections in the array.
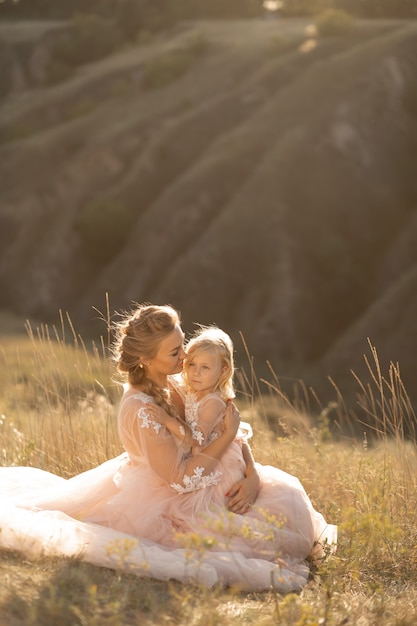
[
  {"xmin": 351, "ymin": 339, "xmax": 416, "ymax": 444},
  {"xmin": 0, "ymin": 307, "xmax": 120, "ymax": 475}
]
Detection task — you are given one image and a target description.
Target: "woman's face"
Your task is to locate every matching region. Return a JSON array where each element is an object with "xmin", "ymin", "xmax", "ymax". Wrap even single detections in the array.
[{"xmin": 145, "ymin": 325, "xmax": 186, "ymax": 384}]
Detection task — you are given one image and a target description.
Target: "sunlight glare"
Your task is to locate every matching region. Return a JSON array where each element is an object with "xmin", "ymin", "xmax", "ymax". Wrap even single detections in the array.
[
  {"xmin": 263, "ymin": 1, "xmax": 283, "ymax": 11},
  {"xmin": 305, "ymin": 23, "xmax": 318, "ymax": 37},
  {"xmin": 299, "ymin": 38, "xmax": 318, "ymax": 54}
]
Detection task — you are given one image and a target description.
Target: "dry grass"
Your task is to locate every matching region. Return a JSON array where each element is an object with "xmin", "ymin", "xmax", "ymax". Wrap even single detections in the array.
[
  {"xmin": 1, "ymin": 312, "xmax": 417, "ymax": 625},
  {"xmin": 0, "ymin": 310, "xmax": 120, "ymax": 475}
]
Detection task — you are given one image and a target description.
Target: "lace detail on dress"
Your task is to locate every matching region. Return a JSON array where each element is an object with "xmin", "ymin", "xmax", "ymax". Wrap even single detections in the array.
[
  {"xmin": 206, "ymin": 431, "xmax": 220, "ymax": 446},
  {"xmin": 137, "ymin": 405, "xmax": 162, "ymax": 434},
  {"xmin": 184, "ymin": 393, "xmax": 205, "ymax": 445},
  {"xmin": 189, "ymin": 421, "xmax": 204, "ymax": 445},
  {"xmin": 170, "ymin": 466, "xmax": 222, "ymax": 494}
]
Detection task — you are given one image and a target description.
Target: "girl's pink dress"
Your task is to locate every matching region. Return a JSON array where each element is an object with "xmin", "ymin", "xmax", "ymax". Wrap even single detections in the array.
[{"xmin": 0, "ymin": 384, "xmax": 336, "ymax": 592}]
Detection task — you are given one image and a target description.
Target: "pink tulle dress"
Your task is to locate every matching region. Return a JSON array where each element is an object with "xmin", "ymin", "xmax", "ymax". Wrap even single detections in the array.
[{"xmin": 0, "ymin": 382, "xmax": 336, "ymax": 592}]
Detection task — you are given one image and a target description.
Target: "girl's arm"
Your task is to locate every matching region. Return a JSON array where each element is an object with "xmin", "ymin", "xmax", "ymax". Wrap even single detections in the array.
[
  {"xmin": 197, "ymin": 398, "xmax": 261, "ymax": 510},
  {"xmin": 191, "ymin": 395, "xmax": 226, "ymax": 448}
]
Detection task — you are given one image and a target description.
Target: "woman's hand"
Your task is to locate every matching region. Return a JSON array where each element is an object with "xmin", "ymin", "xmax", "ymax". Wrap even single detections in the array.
[
  {"xmin": 226, "ymin": 470, "xmax": 260, "ymax": 515},
  {"xmin": 226, "ymin": 440, "xmax": 260, "ymax": 514},
  {"xmin": 144, "ymin": 403, "xmax": 170, "ymax": 425},
  {"xmin": 145, "ymin": 403, "xmax": 188, "ymax": 443}
]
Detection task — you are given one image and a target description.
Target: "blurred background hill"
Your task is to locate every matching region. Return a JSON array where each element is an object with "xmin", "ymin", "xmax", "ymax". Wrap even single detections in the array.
[{"xmin": 1, "ymin": 0, "xmax": 417, "ymax": 419}]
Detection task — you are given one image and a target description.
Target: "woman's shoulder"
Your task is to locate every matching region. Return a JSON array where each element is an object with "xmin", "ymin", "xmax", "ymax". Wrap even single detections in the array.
[
  {"xmin": 119, "ymin": 386, "xmax": 165, "ymax": 435},
  {"xmin": 121, "ymin": 385, "xmax": 155, "ymax": 406}
]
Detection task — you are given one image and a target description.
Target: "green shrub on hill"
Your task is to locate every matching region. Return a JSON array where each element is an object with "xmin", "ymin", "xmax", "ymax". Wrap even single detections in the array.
[
  {"xmin": 315, "ymin": 8, "xmax": 355, "ymax": 37},
  {"xmin": 280, "ymin": 0, "xmax": 327, "ymax": 16},
  {"xmin": 143, "ymin": 35, "xmax": 208, "ymax": 89},
  {"xmin": 143, "ymin": 51, "xmax": 191, "ymax": 89},
  {"xmin": 115, "ymin": 0, "xmax": 179, "ymax": 41}
]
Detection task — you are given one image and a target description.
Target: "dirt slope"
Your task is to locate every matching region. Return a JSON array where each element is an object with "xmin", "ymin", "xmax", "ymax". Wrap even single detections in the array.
[{"xmin": 0, "ymin": 18, "xmax": 416, "ymax": 410}]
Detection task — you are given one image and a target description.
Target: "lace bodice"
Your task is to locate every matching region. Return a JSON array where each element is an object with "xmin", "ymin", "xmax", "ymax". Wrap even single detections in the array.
[{"xmin": 184, "ymin": 392, "xmax": 225, "ymax": 449}]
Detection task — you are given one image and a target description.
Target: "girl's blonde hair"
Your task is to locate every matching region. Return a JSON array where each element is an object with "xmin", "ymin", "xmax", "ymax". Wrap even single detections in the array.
[
  {"xmin": 183, "ymin": 326, "xmax": 235, "ymax": 400},
  {"xmin": 113, "ymin": 303, "xmax": 181, "ymax": 417}
]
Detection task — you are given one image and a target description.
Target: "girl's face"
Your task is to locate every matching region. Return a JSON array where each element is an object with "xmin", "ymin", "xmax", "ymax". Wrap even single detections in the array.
[
  {"xmin": 185, "ymin": 348, "xmax": 225, "ymax": 398},
  {"xmin": 145, "ymin": 325, "xmax": 185, "ymax": 385}
]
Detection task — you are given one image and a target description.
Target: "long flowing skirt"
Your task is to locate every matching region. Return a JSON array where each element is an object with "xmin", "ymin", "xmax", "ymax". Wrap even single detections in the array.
[{"xmin": 0, "ymin": 452, "xmax": 336, "ymax": 592}]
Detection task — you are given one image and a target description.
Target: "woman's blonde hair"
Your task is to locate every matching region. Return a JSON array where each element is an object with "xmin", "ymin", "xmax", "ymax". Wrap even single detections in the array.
[
  {"xmin": 113, "ymin": 303, "xmax": 181, "ymax": 416},
  {"xmin": 183, "ymin": 326, "xmax": 235, "ymax": 400}
]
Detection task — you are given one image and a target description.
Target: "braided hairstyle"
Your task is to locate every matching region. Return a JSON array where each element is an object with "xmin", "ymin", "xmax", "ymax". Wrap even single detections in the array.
[{"xmin": 113, "ymin": 303, "xmax": 181, "ymax": 417}]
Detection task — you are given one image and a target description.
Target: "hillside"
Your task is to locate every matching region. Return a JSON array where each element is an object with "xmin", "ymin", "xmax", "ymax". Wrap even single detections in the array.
[{"xmin": 0, "ymin": 17, "xmax": 417, "ymax": 416}]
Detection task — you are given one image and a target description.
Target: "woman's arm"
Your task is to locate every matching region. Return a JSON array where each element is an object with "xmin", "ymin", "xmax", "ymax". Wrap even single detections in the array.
[{"xmin": 139, "ymin": 401, "xmax": 240, "ymax": 492}]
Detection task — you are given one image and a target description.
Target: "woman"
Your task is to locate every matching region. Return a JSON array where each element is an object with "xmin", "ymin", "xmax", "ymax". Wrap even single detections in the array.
[{"xmin": 0, "ymin": 304, "xmax": 336, "ymax": 592}]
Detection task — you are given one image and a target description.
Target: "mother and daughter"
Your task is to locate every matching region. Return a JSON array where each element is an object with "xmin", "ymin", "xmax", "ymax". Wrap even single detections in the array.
[{"xmin": 0, "ymin": 303, "xmax": 336, "ymax": 592}]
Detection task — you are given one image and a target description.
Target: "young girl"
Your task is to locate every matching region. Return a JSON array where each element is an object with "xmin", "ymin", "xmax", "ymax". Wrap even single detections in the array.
[
  {"xmin": 145, "ymin": 326, "xmax": 258, "ymax": 512},
  {"xmin": 145, "ymin": 326, "xmax": 336, "ymax": 573}
]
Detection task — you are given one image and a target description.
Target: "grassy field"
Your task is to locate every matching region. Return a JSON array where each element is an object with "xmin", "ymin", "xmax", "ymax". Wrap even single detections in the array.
[{"xmin": 1, "ymin": 310, "xmax": 417, "ymax": 625}]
